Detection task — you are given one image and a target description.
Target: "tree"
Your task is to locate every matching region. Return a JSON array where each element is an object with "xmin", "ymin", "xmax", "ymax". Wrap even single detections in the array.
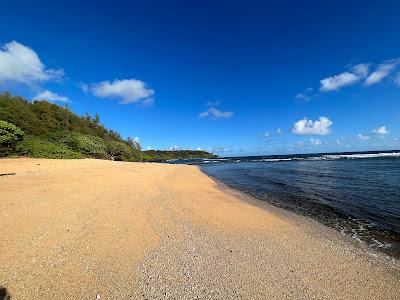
[
  {"xmin": 105, "ymin": 140, "xmax": 134, "ymax": 161},
  {"xmin": 93, "ymin": 113, "xmax": 101, "ymax": 126},
  {"xmin": 127, "ymin": 136, "xmax": 141, "ymax": 151},
  {"xmin": 0, "ymin": 120, "xmax": 24, "ymax": 155}
]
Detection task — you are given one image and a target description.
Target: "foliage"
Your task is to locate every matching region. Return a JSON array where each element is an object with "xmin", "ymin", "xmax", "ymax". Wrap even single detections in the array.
[
  {"xmin": 16, "ymin": 137, "xmax": 84, "ymax": 159},
  {"xmin": 127, "ymin": 136, "xmax": 141, "ymax": 151},
  {"xmin": 0, "ymin": 93, "xmax": 216, "ymax": 161},
  {"xmin": 105, "ymin": 140, "xmax": 139, "ymax": 161},
  {"xmin": 45, "ymin": 131, "xmax": 108, "ymax": 159},
  {"xmin": 0, "ymin": 92, "xmax": 122, "ymax": 141},
  {"xmin": 143, "ymin": 150, "xmax": 217, "ymax": 161},
  {"xmin": 0, "ymin": 120, "xmax": 24, "ymax": 156}
]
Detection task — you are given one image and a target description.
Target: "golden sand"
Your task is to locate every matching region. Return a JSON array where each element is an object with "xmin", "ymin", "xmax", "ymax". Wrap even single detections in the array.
[{"xmin": 0, "ymin": 158, "xmax": 399, "ymax": 299}]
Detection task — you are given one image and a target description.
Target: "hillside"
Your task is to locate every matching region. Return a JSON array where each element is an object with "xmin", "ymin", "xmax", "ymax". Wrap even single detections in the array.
[{"xmin": 0, "ymin": 93, "xmax": 216, "ymax": 161}]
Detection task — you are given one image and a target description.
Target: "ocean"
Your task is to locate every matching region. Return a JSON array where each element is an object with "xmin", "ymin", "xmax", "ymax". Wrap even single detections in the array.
[{"xmin": 170, "ymin": 150, "xmax": 400, "ymax": 257}]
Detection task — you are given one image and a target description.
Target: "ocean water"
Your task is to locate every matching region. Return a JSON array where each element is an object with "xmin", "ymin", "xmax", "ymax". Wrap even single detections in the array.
[{"xmin": 171, "ymin": 151, "xmax": 400, "ymax": 257}]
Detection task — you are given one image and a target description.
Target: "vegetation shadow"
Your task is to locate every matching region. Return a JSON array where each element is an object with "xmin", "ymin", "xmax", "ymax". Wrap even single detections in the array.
[{"xmin": 0, "ymin": 286, "xmax": 11, "ymax": 300}]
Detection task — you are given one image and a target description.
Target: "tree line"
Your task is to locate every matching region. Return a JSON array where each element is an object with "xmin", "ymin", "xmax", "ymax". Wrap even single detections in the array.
[{"xmin": 0, "ymin": 93, "xmax": 216, "ymax": 161}]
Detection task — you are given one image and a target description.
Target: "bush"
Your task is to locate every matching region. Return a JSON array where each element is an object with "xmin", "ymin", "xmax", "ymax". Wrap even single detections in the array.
[
  {"xmin": 0, "ymin": 120, "xmax": 24, "ymax": 156},
  {"xmin": 105, "ymin": 140, "xmax": 141, "ymax": 161},
  {"xmin": 16, "ymin": 137, "xmax": 84, "ymax": 159},
  {"xmin": 46, "ymin": 131, "xmax": 108, "ymax": 159}
]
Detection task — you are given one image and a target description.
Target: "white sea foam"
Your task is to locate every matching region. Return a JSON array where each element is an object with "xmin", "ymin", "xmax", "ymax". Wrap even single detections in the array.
[
  {"xmin": 237, "ymin": 152, "xmax": 400, "ymax": 163},
  {"xmin": 322, "ymin": 152, "xmax": 400, "ymax": 160}
]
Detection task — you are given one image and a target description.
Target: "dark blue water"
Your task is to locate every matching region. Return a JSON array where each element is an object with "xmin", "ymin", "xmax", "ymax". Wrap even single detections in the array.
[{"xmin": 171, "ymin": 151, "xmax": 400, "ymax": 257}]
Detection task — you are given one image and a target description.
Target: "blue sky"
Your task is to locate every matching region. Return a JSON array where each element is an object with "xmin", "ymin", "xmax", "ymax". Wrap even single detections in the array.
[{"xmin": 1, "ymin": 0, "xmax": 400, "ymax": 156}]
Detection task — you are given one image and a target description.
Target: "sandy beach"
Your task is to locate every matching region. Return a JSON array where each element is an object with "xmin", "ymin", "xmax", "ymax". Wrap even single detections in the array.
[{"xmin": 0, "ymin": 158, "xmax": 399, "ymax": 299}]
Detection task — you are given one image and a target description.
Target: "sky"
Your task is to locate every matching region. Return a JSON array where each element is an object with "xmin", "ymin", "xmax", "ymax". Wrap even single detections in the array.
[{"xmin": 1, "ymin": 0, "xmax": 400, "ymax": 156}]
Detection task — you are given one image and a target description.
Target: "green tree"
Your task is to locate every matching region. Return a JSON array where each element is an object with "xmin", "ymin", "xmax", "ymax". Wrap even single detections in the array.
[
  {"xmin": 0, "ymin": 93, "xmax": 216, "ymax": 161},
  {"xmin": 0, "ymin": 120, "xmax": 24, "ymax": 156},
  {"xmin": 127, "ymin": 136, "xmax": 141, "ymax": 151}
]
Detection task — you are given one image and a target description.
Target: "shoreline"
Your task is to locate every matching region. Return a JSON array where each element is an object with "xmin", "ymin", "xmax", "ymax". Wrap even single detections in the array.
[
  {"xmin": 201, "ymin": 168, "xmax": 400, "ymax": 263},
  {"xmin": 1, "ymin": 158, "xmax": 399, "ymax": 299},
  {"xmin": 201, "ymin": 168, "xmax": 400, "ymax": 269}
]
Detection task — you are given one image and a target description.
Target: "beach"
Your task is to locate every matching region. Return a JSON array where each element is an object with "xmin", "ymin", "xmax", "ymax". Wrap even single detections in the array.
[{"xmin": 0, "ymin": 158, "xmax": 399, "ymax": 299}]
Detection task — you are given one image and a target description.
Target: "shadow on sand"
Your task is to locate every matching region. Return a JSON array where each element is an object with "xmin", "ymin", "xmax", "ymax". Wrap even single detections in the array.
[
  {"xmin": 0, "ymin": 287, "xmax": 11, "ymax": 300},
  {"xmin": 0, "ymin": 173, "xmax": 16, "ymax": 177}
]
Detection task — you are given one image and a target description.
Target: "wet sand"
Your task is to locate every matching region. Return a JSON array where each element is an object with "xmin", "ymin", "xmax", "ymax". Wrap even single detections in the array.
[{"xmin": 0, "ymin": 158, "xmax": 399, "ymax": 299}]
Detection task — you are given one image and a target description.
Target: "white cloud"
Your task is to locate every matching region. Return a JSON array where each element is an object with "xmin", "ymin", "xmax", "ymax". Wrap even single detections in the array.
[
  {"xmin": 199, "ymin": 106, "xmax": 233, "ymax": 120},
  {"xmin": 0, "ymin": 41, "xmax": 63, "ymax": 86},
  {"xmin": 295, "ymin": 87, "xmax": 315, "ymax": 101},
  {"xmin": 365, "ymin": 60, "xmax": 399, "ymax": 86},
  {"xmin": 276, "ymin": 128, "xmax": 283, "ymax": 135},
  {"xmin": 206, "ymin": 100, "xmax": 221, "ymax": 106},
  {"xmin": 292, "ymin": 116, "xmax": 333, "ymax": 135},
  {"xmin": 307, "ymin": 59, "xmax": 400, "ymax": 94},
  {"xmin": 80, "ymin": 83, "xmax": 89, "ymax": 93},
  {"xmin": 351, "ymin": 63, "xmax": 370, "ymax": 77},
  {"xmin": 310, "ymin": 138, "xmax": 321, "ymax": 145},
  {"xmin": 295, "ymin": 93, "xmax": 311, "ymax": 101},
  {"xmin": 320, "ymin": 72, "xmax": 360, "ymax": 92},
  {"xmin": 336, "ymin": 139, "xmax": 343, "ymax": 146},
  {"xmin": 357, "ymin": 134, "xmax": 370, "ymax": 140},
  {"xmin": 33, "ymin": 90, "xmax": 69, "ymax": 103},
  {"xmin": 372, "ymin": 126, "xmax": 389, "ymax": 135},
  {"xmin": 264, "ymin": 131, "xmax": 270, "ymax": 138},
  {"xmin": 89, "ymin": 78, "xmax": 154, "ymax": 104},
  {"xmin": 168, "ymin": 145, "xmax": 180, "ymax": 151},
  {"xmin": 296, "ymin": 141, "xmax": 305, "ymax": 147},
  {"xmin": 196, "ymin": 147, "xmax": 202, "ymax": 151},
  {"xmin": 210, "ymin": 146, "xmax": 230, "ymax": 153},
  {"xmin": 394, "ymin": 72, "xmax": 400, "ymax": 87},
  {"xmin": 319, "ymin": 64, "xmax": 369, "ymax": 92}
]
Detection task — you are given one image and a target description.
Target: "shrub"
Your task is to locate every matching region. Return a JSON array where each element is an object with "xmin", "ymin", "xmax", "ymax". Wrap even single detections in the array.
[
  {"xmin": 46, "ymin": 131, "xmax": 108, "ymax": 159},
  {"xmin": 0, "ymin": 120, "xmax": 24, "ymax": 156},
  {"xmin": 16, "ymin": 137, "xmax": 84, "ymax": 159},
  {"xmin": 105, "ymin": 140, "xmax": 141, "ymax": 161}
]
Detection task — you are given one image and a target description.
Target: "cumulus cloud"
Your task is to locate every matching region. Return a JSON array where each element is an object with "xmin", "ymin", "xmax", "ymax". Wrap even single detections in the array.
[
  {"xmin": 264, "ymin": 131, "xmax": 270, "ymax": 138},
  {"xmin": 0, "ymin": 41, "xmax": 64, "ymax": 86},
  {"xmin": 89, "ymin": 79, "xmax": 154, "ymax": 104},
  {"xmin": 365, "ymin": 60, "xmax": 399, "ymax": 86},
  {"xmin": 292, "ymin": 117, "xmax": 333, "ymax": 135},
  {"xmin": 33, "ymin": 90, "xmax": 69, "ymax": 103},
  {"xmin": 276, "ymin": 128, "xmax": 283, "ymax": 135},
  {"xmin": 357, "ymin": 134, "xmax": 370, "ymax": 140},
  {"xmin": 199, "ymin": 106, "xmax": 233, "ymax": 120},
  {"xmin": 372, "ymin": 126, "xmax": 389, "ymax": 135},
  {"xmin": 310, "ymin": 138, "xmax": 321, "ymax": 145}
]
